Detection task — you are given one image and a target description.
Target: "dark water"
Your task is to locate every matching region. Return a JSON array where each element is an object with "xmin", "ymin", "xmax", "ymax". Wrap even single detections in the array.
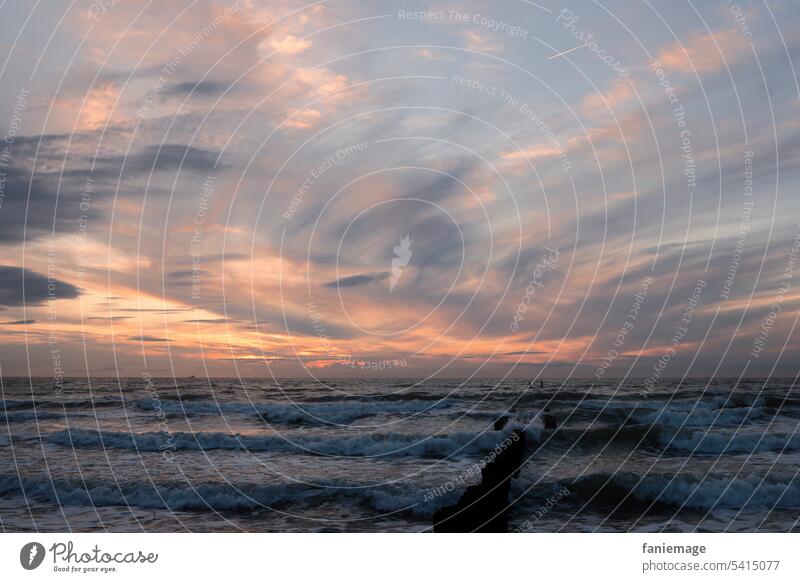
[{"xmin": 1, "ymin": 377, "xmax": 798, "ymax": 532}]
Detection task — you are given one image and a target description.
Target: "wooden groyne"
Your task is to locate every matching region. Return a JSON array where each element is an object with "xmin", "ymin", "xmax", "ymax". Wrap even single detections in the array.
[{"xmin": 432, "ymin": 425, "xmax": 526, "ymax": 533}]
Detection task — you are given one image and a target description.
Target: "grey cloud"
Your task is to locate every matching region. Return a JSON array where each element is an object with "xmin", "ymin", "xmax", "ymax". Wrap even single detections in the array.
[
  {"xmin": 0, "ymin": 266, "xmax": 80, "ymax": 306},
  {"xmin": 163, "ymin": 81, "xmax": 231, "ymax": 98},
  {"xmin": 169, "ymin": 269, "xmax": 207, "ymax": 278},
  {"xmin": 95, "ymin": 144, "xmax": 227, "ymax": 175},
  {"xmin": 324, "ymin": 271, "xmax": 390, "ymax": 288},
  {"xmin": 0, "ymin": 163, "xmax": 103, "ymax": 243},
  {"xmin": 0, "ymin": 134, "xmax": 226, "ymax": 247}
]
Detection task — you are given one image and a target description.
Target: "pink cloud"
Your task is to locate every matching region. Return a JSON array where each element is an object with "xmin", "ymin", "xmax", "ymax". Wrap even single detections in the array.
[
  {"xmin": 283, "ymin": 107, "xmax": 322, "ymax": 129},
  {"xmin": 266, "ymin": 34, "xmax": 313, "ymax": 55},
  {"xmin": 582, "ymin": 78, "xmax": 635, "ymax": 114},
  {"xmin": 657, "ymin": 28, "xmax": 750, "ymax": 73},
  {"xmin": 459, "ymin": 30, "xmax": 502, "ymax": 53}
]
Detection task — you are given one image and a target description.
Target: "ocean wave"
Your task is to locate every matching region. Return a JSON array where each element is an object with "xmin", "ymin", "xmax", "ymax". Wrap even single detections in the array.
[
  {"xmin": 547, "ymin": 424, "xmax": 663, "ymax": 448},
  {"xmin": 305, "ymin": 390, "xmax": 446, "ymax": 403},
  {"xmin": 464, "ymin": 418, "xmax": 798, "ymax": 456},
  {"xmin": 659, "ymin": 430, "xmax": 800, "ymax": 454},
  {"xmin": 1, "ymin": 411, "xmax": 67, "ymax": 423},
  {"xmin": 763, "ymin": 395, "xmax": 800, "ymax": 414},
  {"xmin": 568, "ymin": 472, "xmax": 800, "ymax": 510},
  {"xmin": 630, "ymin": 406, "xmax": 762, "ymax": 428},
  {"xmin": 578, "ymin": 396, "xmax": 737, "ymax": 413},
  {"xmin": 55, "ymin": 398, "xmax": 125, "ymax": 409},
  {"xmin": 525, "ymin": 390, "xmax": 606, "ymax": 402},
  {"xmin": 578, "ymin": 399, "xmax": 657, "ymax": 411},
  {"xmin": 135, "ymin": 398, "xmax": 455, "ymax": 424},
  {"xmin": 0, "ymin": 473, "xmax": 455, "ymax": 517},
  {"xmin": 48, "ymin": 425, "xmax": 536, "ymax": 458},
  {"xmin": 1, "ymin": 398, "xmax": 123, "ymax": 411},
  {"xmin": 0, "ymin": 400, "xmax": 33, "ymax": 411}
]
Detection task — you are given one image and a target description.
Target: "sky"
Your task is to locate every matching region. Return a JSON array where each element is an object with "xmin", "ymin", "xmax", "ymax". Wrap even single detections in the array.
[{"xmin": 0, "ymin": 0, "xmax": 799, "ymax": 380}]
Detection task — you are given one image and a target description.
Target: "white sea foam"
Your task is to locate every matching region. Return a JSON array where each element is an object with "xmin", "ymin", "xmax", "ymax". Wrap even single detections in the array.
[
  {"xmin": 49, "ymin": 425, "xmax": 531, "ymax": 458},
  {"xmin": 136, "ymin": 398, "xmax": 454, "ymax": 424},
  {"xmin": 579, "ymin": 396, "xmax": 752, "ymax": 414},
  {"xmin": 0, "ymin": 473, "xmax": 456, "ymax": 517}
]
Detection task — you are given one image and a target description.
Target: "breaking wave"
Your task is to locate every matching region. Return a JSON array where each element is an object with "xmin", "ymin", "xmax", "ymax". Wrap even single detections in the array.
[
  {"xmin": 136, "ymin": 398, "xmax": 455, "ymax": 424},
  {"xmin": 629, "ymin": 406, "xmax": 762, "ymax": 428},
  {"xmin": 0, "ymin": 473, "xmax": 455, "ymax": 517},
  {"xmin": 48, "ymin": 425, "xmax": 535, "ymax": 459}
]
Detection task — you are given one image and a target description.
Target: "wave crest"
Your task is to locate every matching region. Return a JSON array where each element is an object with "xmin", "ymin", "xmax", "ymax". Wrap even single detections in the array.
[
  {"xmin": 49, "ymin": 426, "xmax": 533, "ymax": 458},
  {"xmin": 136, "ymin": 398, "xmax": 455, "ymax": 425}
]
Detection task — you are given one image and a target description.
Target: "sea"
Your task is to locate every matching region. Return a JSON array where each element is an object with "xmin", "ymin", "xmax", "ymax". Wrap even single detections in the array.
[{"xmin": 1, "ymin": 377, "xmax": 799, "ymax": 532}]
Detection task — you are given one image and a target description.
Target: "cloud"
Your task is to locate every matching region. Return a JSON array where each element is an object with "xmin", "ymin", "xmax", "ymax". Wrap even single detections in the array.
[
  {"xmin": 1, "ymin": 0, "xmax": 799, "ymax": 378},
  {"xmin": 500, "ymin": 146, "xmax": 565, "ymax": 162},
  {"xmin": 67, "ymin": 83, "xmax": 121, "ymax": 131},
  {"xmin": 0, "ymin": 162, "xmax": 103, "ymax": 244},
  {"xmin": 1, "ymin": 319, "xmax": 35, "ymax": 325},
  {"xmin": 459, "ymin": 30, "xmax": 502, "ymax": 53},
  {"xmin": 582, "ymin": 78, "xmax": 635, "ymax": 114},
  {"xmin": 283, "ymin": 108, "xmax": 323, "ymax": 130},
  {"xmin": 267, "ymin": 35, "xmax": 312, "ymax": 55},
  {"xmin": 162, "ymin": 80, "xmax": 231, "ymax": 98},
  {"xmin": 415, "ymin": 48, "xmax": 448, "ymax": 61},
  {"xmin": 0, "ymin": 266, "xmax": 80, "ymax": 306},
  {"xmin": 324, "ymin": 271, "xmax": 390, "ymax": 288},
  {"xmin": 118, "ymin": 308, "xmax": 192, "ymax": 314},
  {"xmin": 96, "ymin": 144, "xmax": 227, "ymax": 175},
  {"xmin": 0, "ymin": 133, "xmax": 225, "ymax": 246},
  {"xmin": 657, "ymin": 28, "xmax": 750, "ymax": 73}
]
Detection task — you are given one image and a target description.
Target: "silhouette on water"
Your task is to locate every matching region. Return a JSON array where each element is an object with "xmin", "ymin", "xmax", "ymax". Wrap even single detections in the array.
[
  {"xmin": 433, "ymin": 380, "xmax": 561, "ymax": 532},
  {"xmin": 542, "ymin": 407, "xmax": 557, "ymax": 430},
  {"xmin": 433, "ymin": 417, "xmax": 527, "ymax": 532}
]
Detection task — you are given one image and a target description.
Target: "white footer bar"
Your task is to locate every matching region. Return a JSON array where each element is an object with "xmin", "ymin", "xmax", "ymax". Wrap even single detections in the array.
[{"xmin": 1, "ymin": 533, "xmax": 796, "ymax": 581}]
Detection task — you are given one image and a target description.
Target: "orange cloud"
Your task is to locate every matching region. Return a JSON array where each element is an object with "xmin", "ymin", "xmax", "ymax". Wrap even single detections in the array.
[
  {"xmin": 283, "ymin": 107, "xmax": 322, "ymax": 129},
  {"xmin": 296, "ymin": 68, "xmax": 350, "ymax": 97},
  {"xmin": 657, "ymin": 28, "xmax": 750, "ymax": 73},
  {"xmin": 460, "ymin": 30, "xmax": 502, "ymax": 53},
  {"xmin": 565, "ymin": 109, "xmax": 647, "ymax": 162},
  {"xmin": 266, "ymin": 35, "xmax": 312, "ymax": 55},
  {"xmin": 500, "ymin": 146, "xmax": 564, "ymax": 162},
  {"xmin": 498, "ymin": 145, "xmax": 569, "ymax": 174},
  {"xmin": 51, "ymin": 83, "xmax": 122, "ymax": 131},
  {"xmin": 582, "ymin": 78, "xmax": 635, "ymax": 114},
  {"xmin": 417, "ymin": 48, "xmax": 435, "ymax": 59}
]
